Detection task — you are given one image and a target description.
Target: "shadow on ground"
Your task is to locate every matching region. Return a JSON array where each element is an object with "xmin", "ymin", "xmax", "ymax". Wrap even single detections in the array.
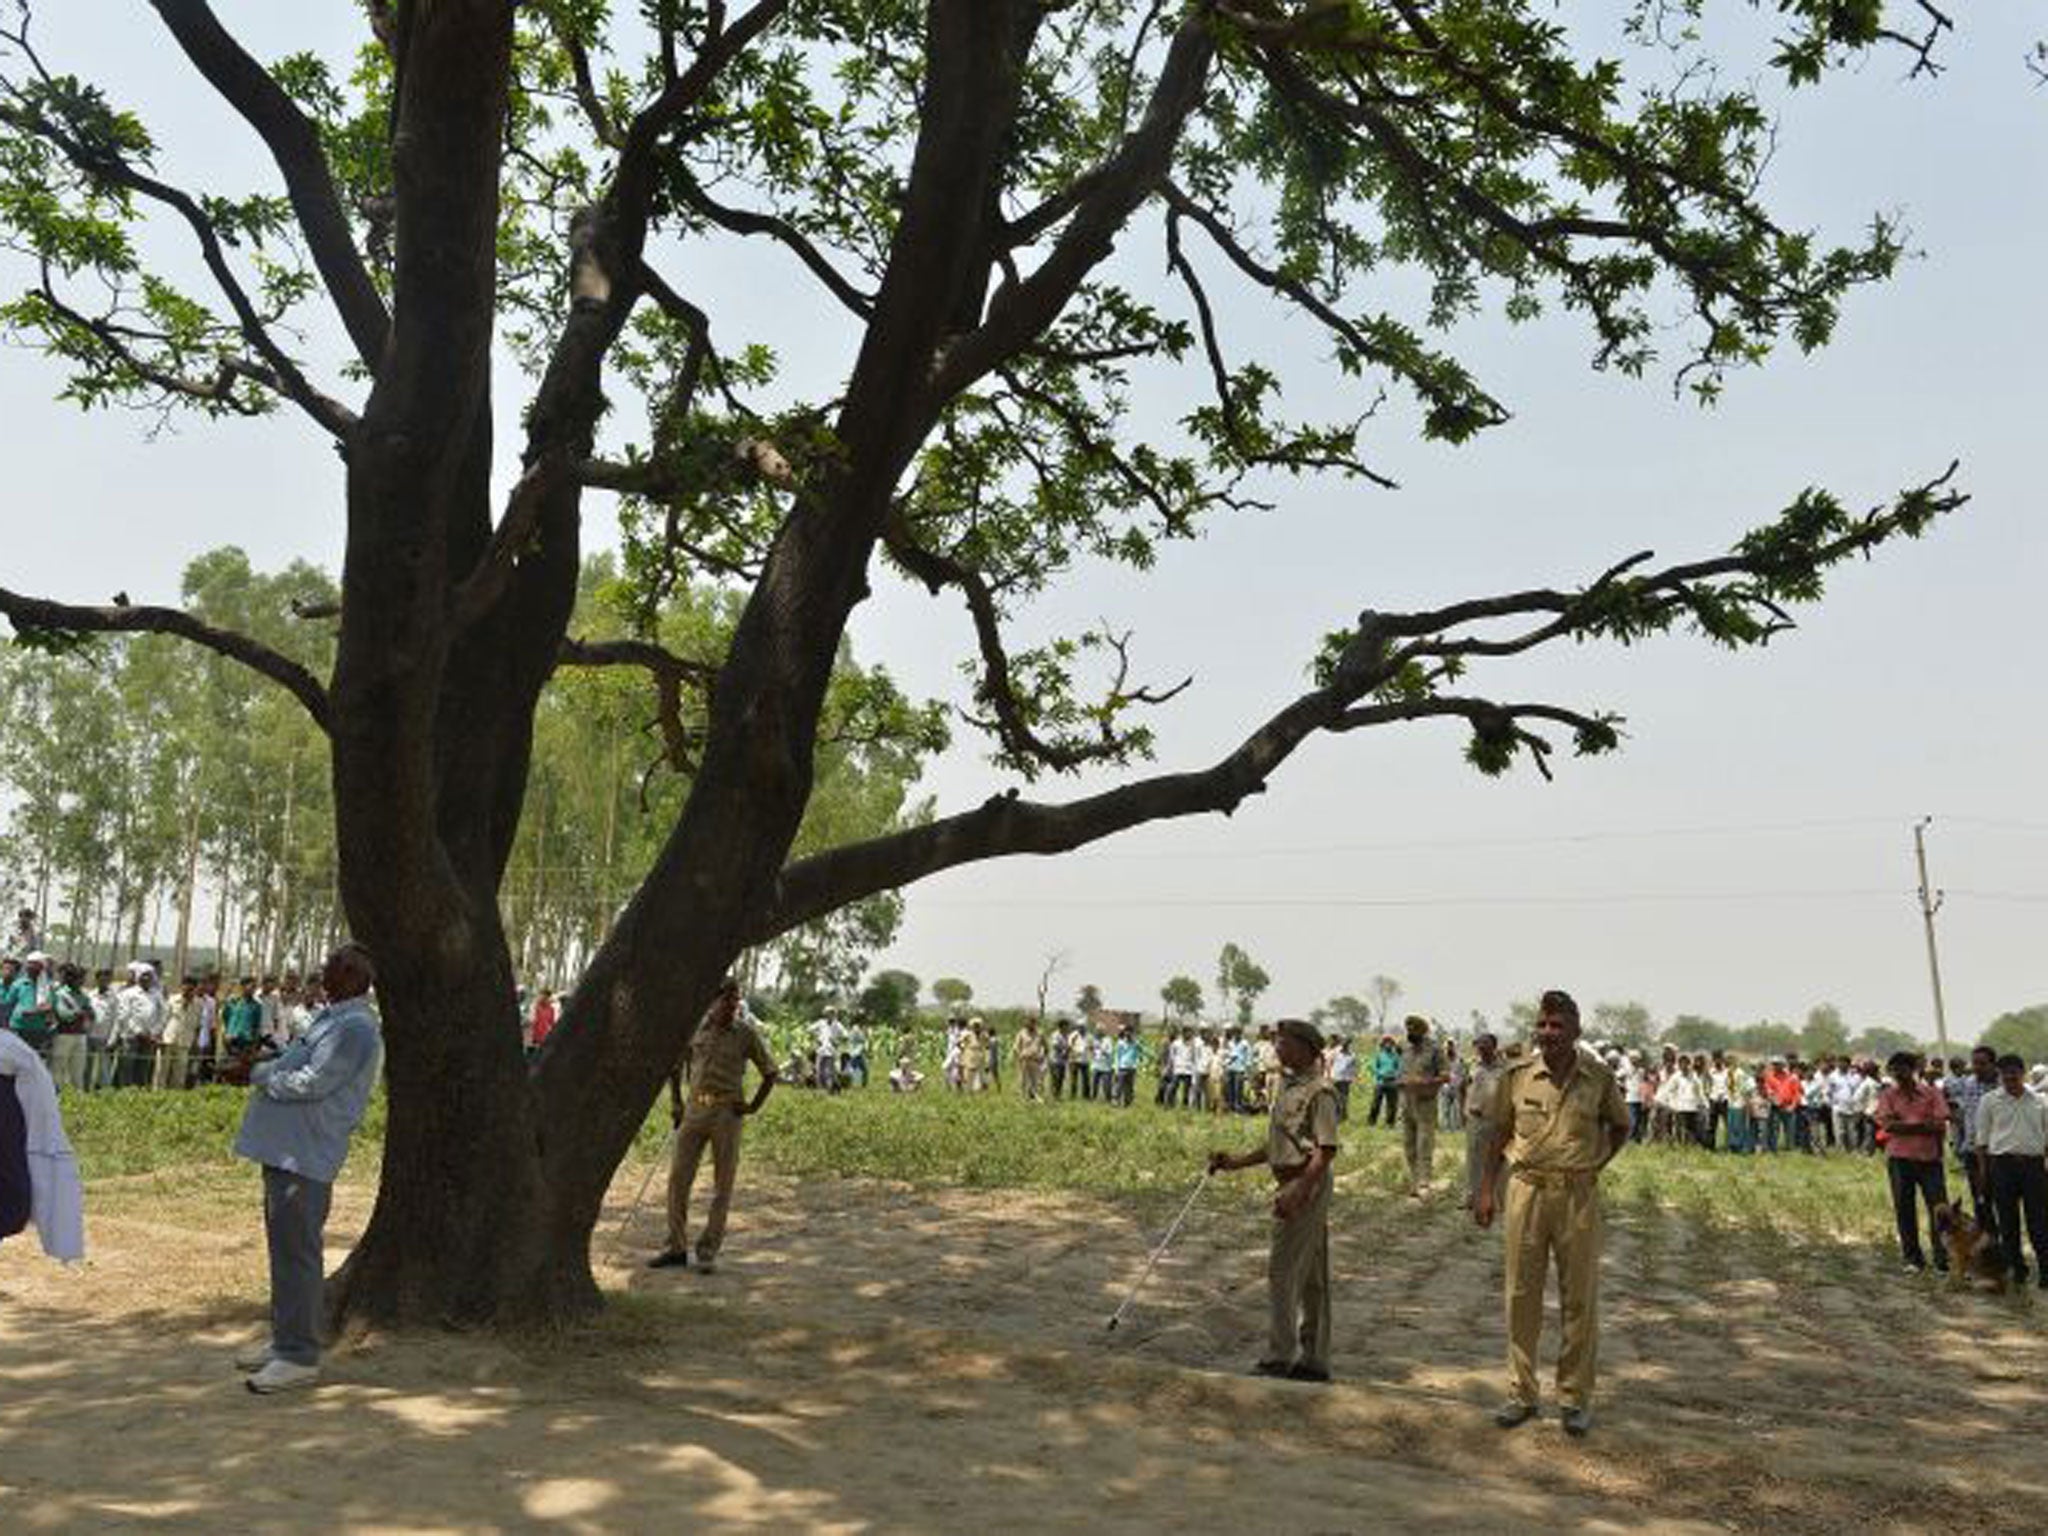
[{"xmin": 3, "ymin": 1138, "xmax": 2046, "ymax": 1533}]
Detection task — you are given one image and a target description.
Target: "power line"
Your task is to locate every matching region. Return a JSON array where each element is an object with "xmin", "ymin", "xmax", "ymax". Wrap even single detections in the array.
[
  {"xmin": 1066, "ymin": 814, "xmax": 1912, "ymax": 861},
  {"xmin": 915, "ymin": 889, "xmax": 1915, "ymax": 911}
]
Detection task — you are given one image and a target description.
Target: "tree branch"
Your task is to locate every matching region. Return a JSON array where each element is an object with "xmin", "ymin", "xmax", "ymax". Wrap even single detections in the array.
[
  {"xmin": 671, "ymin": 175, "xmax": 874, "ymax": 318},
  {"xmin": 148, "ymin": 0, "xmax": 392, "ymax": 371},
  {"xmin": 557, "ymin": 635, "xmax": 718, "ymax": 770},
  {"xmin": 926, "ymin": 17, "xmax": 1215, "ymax": 403},
  {"xmin": 754, "ymin": 466, "xmax": 1966, "ymax": 936},
  {"xmin": 0, "ymin": 92, "xmax": 358, "ymax": 438},
  {"xmin": 0, "ymin": 585, "xmax": 330, "ymax": 731}
]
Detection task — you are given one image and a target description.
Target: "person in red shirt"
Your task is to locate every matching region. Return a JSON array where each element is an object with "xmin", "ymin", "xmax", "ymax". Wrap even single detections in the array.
[
  {"xmin": 528, "ymin": 989, "xmax": 558, "ymax": 1052},
  {"xmin": 1763, "ymin": 1061, "xmax": 1804, "ymax": 1153},
  {"xmin": 1873, "ymin": 1050, "xmax": 1952, "ymax": 1274}
]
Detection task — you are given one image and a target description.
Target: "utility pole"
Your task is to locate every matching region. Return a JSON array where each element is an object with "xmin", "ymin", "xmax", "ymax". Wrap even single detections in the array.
[{"xmin": 1912, "ymin": 817, "xmax": 1950, "ymax": 1056}]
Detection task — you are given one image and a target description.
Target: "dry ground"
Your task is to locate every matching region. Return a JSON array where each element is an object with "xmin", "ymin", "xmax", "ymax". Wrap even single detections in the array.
[{"xmin": 4, "ymin": 1154, "xmax": 2047, "ymax": 1534}]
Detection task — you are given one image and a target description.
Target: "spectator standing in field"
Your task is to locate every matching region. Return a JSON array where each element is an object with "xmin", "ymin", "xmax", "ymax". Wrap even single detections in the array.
[
  {"xmin": 156, "ymin": 976, "xmax": 200, "ymax": 1089},
  {"xmin": 1367, "ymin": 1034, "xmax": 1401, "ymax": 1127},
  {"xmin": 942, "ymin": 1016, "xmax": 965, "ymax": 1092},
  {"xmin": 1874, "ymin": 1051, "xmax": 1952, "ymax": 1274},
  {"xmin": 650, "ymin": 978, "xmax": 777, "ymax": 1275},
  {"xmin": 841, "ymin": 1018, "xmax": 868, "ymax": 1087},
  {"xmin": 1849, "ymin": 1062, "xmax": 1882, "ymax": 1153},
  {"xmin": 1440, "ymin": 1040, "xmax": 1466, "ymax": 1132},
  {"xmin": 1721, "ymin": 1056, "xmax": 1753, "ymax": 1154},
  {"xmin": 113, "ymin": 964, "xmax": 165, "ymax": 1088},
  {"xmin": 191, "ymin": 976, "xmax": 219, "ymax": 1084},
  {"xmin": 1014, "ymin": 1019, "xmax": 1046, "ymax": 1101},
  {"xmin": 1462, "ymin": 1032, "xmax": 1505, "ymax": 1210},
  {"xmin": 221, "ymin": 976, "xmax": 266, "ymax": 1081},
  {"xmin": 48, "ymin": 963, "xmax": 90, "ymax": 1092},
  {"xmin": 1704, "ymin": 1052, "xmax": 1731, "ymax": 1150},
  {"xmin": 1619, "ymin": 1051, "xmax": 1647, "ymax": 1143},
  {"xmin": 1091, "ymin": 1024, "xmax": 1115, "ymax": 1102},
  {"xmin": 1173, "ymin": 1026, "xmax": 1199, "ymax": 1108},
  {"xmin": 1828, "ymin": 1058, "xmax": 1860, "ymax": 1153},
  {"xmin": 231, "ymin": 943, "xmax": 383, "ymax": 1394},
  {"xmin": 1048, "ymin": 1017, "xmax": 1073, "ymax": 1099},
  {"xmin": 1204, "ymin": 1028, "xmax": 1226, "ymax": 1114},
  {"xmin": 1223, "ymin": 1026, "xmax": 1249, "ymax": 1114},
  {"xmin": 986, "ymin": 1023, "xmax": 1002, "ymax": 1092},
  {"xmin": 1399, "ymin": 1015, "xmax": 1448, "ymax": 1198},
  {"xmin": 1658, "ymin": 1056, "xmax": 1704, "ymax": 1148},
  {"xmin": 1112, "ymin": 1024, "xmax": 1142, "ymax": 1107},
  {"xmin": 85, "ymin": 968, "xmax": 118, "ymax": 1089},
  {"xmin": 1328, "ymin": 1036, "xmax": 1357, "ymax": 1121},
  {"xmin": 4, "ymin": 952, "xmax": 56, "ymax": 1060},
  {"xmin": 811, "ymin": 1010, "xmax": 842, "ymax": 1094},
  {"xmin": 1946, "ymin": 1046, "xmax": 2001, "ymax": 1240},
  {"xmin": 1974, "ymin": 1054, "xmax": 2048, "ymax": 1288}
]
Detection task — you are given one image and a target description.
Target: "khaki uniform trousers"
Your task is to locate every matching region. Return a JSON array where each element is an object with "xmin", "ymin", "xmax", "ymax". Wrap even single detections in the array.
[
  {"xmin": 1020, "ymin": 1061, "xmax": 1045, "ymax": 1101},
  {"xmin": 1502, "ymin": 1168, "xmax": 1603, "ymax": 1409},
  {"xmin": 1267, "ymin": 1166, "xmax": 1333, "ymax": 1371},
  {"xmin": 1463, "ymin": 1112, "xmax": 1493, "ymax": 1206},
  {"xmin": 1402, "ymin": 1093, "xmax": 1439, "ymax": 1191},
  {"xmin": 667, "ymin": 1101, "xmax": 743, "ymax": 1258}
]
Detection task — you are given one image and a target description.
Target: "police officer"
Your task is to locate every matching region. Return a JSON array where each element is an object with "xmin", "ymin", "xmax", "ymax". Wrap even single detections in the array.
[
  {"xmin": 1475, "ymin": 989, "xmax": 1628, "ymax": 1436},
  {"xmin": 1209, "ymin": 1017, "xmax": 1340, "ymax": 1383},
  {"xmin": 650, "ymin": 978, "xmax": 778, "ymax": 1275}
]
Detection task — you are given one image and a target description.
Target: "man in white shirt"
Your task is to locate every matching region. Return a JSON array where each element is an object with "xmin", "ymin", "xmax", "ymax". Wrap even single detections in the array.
[
  {"xmin": 113, "ymin": 966, "xmax": 166, "ymax": 1089},
  {"xmin": 1974, "ymin": 1053, "xmax": 2048, "ymax": 1288},
  {"xmin": 1658, "ymin": 1057, "xmax": 1705, "ymax": 1147},
  {"xmin": 810, "ymin": 1013, "xmax": 842, "ymax": 1094}
]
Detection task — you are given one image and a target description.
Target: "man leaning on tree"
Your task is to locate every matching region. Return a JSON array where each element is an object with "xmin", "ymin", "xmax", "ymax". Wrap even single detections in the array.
[{"xmin": 650, "ymin": 978, "xmax": 777, "ymax": 1276}]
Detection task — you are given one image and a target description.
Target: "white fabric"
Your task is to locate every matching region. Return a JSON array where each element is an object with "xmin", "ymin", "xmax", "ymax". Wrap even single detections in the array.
[
  {"xmin": 113, "ymin": 983, "xmax": 165, "ymax": 1045},
  {"xmin": 0, "ymin": 1030, "xmax": 86, "ymax": 1262}
]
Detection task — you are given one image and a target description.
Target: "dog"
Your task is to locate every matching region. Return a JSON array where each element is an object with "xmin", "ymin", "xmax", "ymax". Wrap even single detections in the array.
[{"xmin": 1932, "ymin": 1202, "xmax": 2008, "ymax": 1293}]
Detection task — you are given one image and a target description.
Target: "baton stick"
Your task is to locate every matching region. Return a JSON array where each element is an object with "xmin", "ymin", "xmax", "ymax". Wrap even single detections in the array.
[
  {"xmin": 1106, "ymin": 1168, "xmax": 1212, "ymax": 1332},
  {"xmin": 612, "ymin": 1121, "xmax": 680, "ymax": 1255}
]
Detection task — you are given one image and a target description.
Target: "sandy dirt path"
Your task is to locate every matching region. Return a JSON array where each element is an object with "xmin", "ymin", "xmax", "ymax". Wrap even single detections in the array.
[{"xmin": 4, "ymin": 1157, "xmax": 2046, "ymax": 1533}]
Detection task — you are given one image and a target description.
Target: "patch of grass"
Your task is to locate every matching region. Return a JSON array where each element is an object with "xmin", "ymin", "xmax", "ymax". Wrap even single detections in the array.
[
  {"xmin": 61, "ymin": 1085, "xmax": 386, "ymax": 1180},
  {"xmin": 61, "ymin": 1083, "xmax": 1921, "ymax": 1250}
]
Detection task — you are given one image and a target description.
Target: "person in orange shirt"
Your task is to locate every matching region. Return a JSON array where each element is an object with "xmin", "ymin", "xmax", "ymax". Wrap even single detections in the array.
[{"xmin": 1764, "ymin": 1061, "xmax": 1804, "ymax": 1153}]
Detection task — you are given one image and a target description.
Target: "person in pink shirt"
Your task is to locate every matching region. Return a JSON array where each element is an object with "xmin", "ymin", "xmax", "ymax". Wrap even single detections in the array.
[{"xmin": 1874, "ymin": 1051, "xmax": 1952, "ymax": 1274}]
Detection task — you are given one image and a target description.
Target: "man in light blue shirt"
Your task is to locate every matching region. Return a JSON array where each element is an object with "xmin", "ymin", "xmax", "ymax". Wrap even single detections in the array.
[{"xmin": 232, "ymin": 943, "xmax": 383, "ymax": 1395}]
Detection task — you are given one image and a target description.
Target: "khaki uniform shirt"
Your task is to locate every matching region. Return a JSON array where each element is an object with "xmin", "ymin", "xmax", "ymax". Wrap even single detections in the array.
[
  {"xmin": 1399, "ymin": 1037, "xmax": 1447, "ymax": 1100},
  {"xmin": 1267, "ymin": 1070, "xmax": 1340, "ymax": 1173},
  {"xmin": 685, "ymin": 1016, "xmax": 776, "ymax": 1106},
  {"xmin": 1013, "ymin": 1030, "xmax": 1045, "ymax": 1065},
  {"xmin": 1487, "ymin": 1051, "xmax": 1629, "ymax": 1173}
]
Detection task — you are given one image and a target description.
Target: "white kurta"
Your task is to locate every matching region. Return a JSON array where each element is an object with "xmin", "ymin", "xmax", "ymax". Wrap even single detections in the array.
[{"xmin": 0, "ymin": 1029, "xmax": 86, "ymax": 1262}]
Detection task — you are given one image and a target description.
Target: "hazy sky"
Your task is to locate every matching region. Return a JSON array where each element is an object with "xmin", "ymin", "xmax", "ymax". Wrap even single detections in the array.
[{"xmin": 4, "ymin": 5, "xmax": 2042, "ymax": 1042}]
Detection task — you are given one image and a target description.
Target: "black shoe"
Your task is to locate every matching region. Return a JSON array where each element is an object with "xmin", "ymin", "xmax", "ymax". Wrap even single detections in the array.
[
  {"xmin": 1494, "ymin": 1400, "xmax": 1539, "ymax": 1428},
  {"xmin": 647, "ymin": 1249, "xmax": 689, "ymax": 1270},
  {"xmin": 1286, "ymin": 1362, "xmax": 1331, "ymax": 1383},
  {"xmin": 1561, "ymin": 1406, "xmax": 1594, "ymax": 1437},
  {"xmin": 1252, "ymin": 1359, "xmax": 1292, "ymax": 1378}
]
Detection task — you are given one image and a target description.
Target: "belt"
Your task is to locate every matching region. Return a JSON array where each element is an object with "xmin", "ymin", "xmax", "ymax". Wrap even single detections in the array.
[
  {"xmin": 689, "ymin": 1088, "xmax": 739, "ymax": 1108},
  {"xmin": 1990, "ymin": 1151, "xmax": 2048, "ymax": 1162},
  {"xmin": 1511, "ymin": 1166, "xmax": 1598, "ymax": 1189}
]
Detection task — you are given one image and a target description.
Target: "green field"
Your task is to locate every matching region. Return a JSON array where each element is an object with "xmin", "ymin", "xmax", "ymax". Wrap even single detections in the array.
[{"xmin": 66, "ymin": 1081, "xmax": 1909, "ymax": 1257}]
